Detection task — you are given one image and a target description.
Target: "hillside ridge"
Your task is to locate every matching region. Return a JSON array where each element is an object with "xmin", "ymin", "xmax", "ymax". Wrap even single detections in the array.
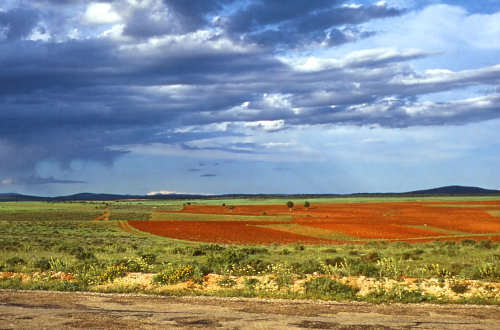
[{"xmin": 1, "ymin": 185, "xmax": 499, "ymax": 201}]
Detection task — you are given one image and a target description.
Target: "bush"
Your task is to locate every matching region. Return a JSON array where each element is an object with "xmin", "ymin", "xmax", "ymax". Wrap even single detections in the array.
[
  {"xmin": 293, "ymin": 244, "xmax": 305, "ymax": 251},
  {"xmin": 291, "ymin": 259, "xmax": 322, "ymax": 274},
  {"xmin": 217, "ymin": 276, "xmax": 237, "ymax": 288},
  {"xmin": 244, "ymin": 278, "xmax": 260, "ymax": 289},
  {"xmin": 460, "ymin": 239, "xmax": 476, "ymax": 245},
  {"xmin": 419, "ymin": 264, "xmax": 452, "ymax": 279},
  {"xmin": 70, "ymin": 246, "xmax": 96, "ymax": 261},
  {"xmin": 305, "ymin": 276, "xmax": 359, "ymax": 299},
  {"xmin": 478, "ymin": 240, "xmax": 493, "ymax": 249},
  {"xmin": 206, "ymin": 249, "xmax": 250, "ymax": 273},
  {"xmin": 377, "ymin": 258, "xmax": 406, "ymax": 279},
  {"xmin": 476, "ymin": 263, "xmax": 500, "ymax": 281},
  {"xmin": 360, "ymin": 252, "xmax": 381, "ymax": 263},
  {"xmin": 137, "ymin": 251, "xmax": 158, "ymax": 264},
  {"xmin": 6, "ymin": 256, "xmax": 26, "ymax": 266},
  {"xmin": 1, "ymin": 239, "xmax": 23, "ymax": 251},
  {"xmin": 34, "ymin": 258, "xmax": 52, "ymax": 271},
  {"xmin": 321, "ymin": 258, "xmax": 354, "ymax": 277},
  {"xmin": 449, "ymin": 280, "xmax": 469, "ymax": 294},
  {"xmin": 154, "ymin": 264, "xmax": 195, "ymax": 285},
  {"xmin": 352, "ymin": 262, "xmax": 379, "ymax": 277},
  {"xmin": 113, "ymin": 257, "xmax": 151, "ymax": 272},
  {"xmin": 366, "ymin": 284, "xmax": 431, "ymax": 303},
  {"xmin": 96, "ymin": 265, "xmax": 128, "ymax": 283}
]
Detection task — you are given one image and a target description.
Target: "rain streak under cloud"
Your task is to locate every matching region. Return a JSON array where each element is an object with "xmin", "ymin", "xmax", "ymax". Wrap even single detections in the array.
[{"xmin": 1, "ymin": 0, "xmax": 500, "ymax": 196}]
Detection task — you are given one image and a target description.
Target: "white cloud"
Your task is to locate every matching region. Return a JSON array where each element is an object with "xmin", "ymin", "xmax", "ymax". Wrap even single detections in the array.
[
  {"xmin": 391, "ymin": 64, "xmax": 500, "ymax": 86},
  {"xmin": 342, "ymin": 4, "xmax": 362, "ymax": 9},
  {"xmin": 462, "ymin": 12, "xmax": 500, "ymax": 49},
  {"xmin": 147, "ymin": 190, "xmax": 187, "ymax": 195},
  {"xmin": 2, "ymin": 178, "xmax": 12, "ymax": 185},
  {"xmin": 83, "ymin": 3, "xmax": 122, "ymax": 25},
  {"xmin": 341, "ymin": 4, "xmax": 500, "ymax": 73},
  {"xmin": 244, "ymin": 120, "xmax": 285, "ymax": 132}
]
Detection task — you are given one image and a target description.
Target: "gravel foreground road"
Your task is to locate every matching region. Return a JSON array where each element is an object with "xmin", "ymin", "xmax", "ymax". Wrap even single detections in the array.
[{"xmin": 1, "ymin": 290, "xmax": 499, "ymax": 329}]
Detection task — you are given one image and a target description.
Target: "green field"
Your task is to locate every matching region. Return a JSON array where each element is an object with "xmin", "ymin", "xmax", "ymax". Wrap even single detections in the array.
[{"xmin": 0, "ymin": 198, "xmax": 499, "ymax": 304}]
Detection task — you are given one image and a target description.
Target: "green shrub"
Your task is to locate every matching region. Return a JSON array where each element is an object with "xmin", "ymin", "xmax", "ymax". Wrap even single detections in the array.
[
  {"xmin": 476, "ymin": 263, "xmax": 500, "ymax": 281},
  {"xmin": 154, "ymin": 264, "xmax": 195, "ymax": 285},
  {"xmin": 1, "ymin": 239, "xmax": 23, "ymax": 251},
  {"xmin": 70, "ymin": 246, "xmax": 96, "ymax": 261},
  {"xmin": 206, "ymin": 249, "xmax": 250, "ymax": 273},
  {"xmin": 96, "ymin": 265, "xmax": 128, "ymax": 283},
  {"xmin": 366, "ymin": 284, "xmax": 431, "ymax": 303},
  {"xmin": 377, "ymin": 258, "xmax": 406, "ymax": 278},
  {"xmin": 239, "ymin": 246, "xmax": 269, "ymax": 255},
  {"xmin": 419, "ymin": 264, "xmax": 452, "ymax": 279},
  {"xmin": 478, "ymin": 240, "xmax": 493, "ymax": 249},
  {"xmin": 291, "ymin": 259, "xmax": 323, "ymax": 274},
  {"xmin": 47, "ymin": 257, "xmax": 74, "ymax": 273},
  {"xmin": 113, "ymin": 257, "xmax": 152, "ymax": 272},
  {"xmin": 293, "ymin": 244, "xmax": 305, "ymax": 251},
  {"xmin": 305, "ymin": 276, "xmax": 359, "ymax": 299},
  {"xmin": 137, "ymin": 252, "xmax": 158, "ymax": 264},
  {"xmin": 217, "ymin": 276, "xmax": 237, "ymax": 288},
  {"xmin": 449, "ymin": 279, "xmax": 469, "ymax": 294},
  {"xmin": 244, "ymin": 278, "xmax": 260, "ymax": 289},
  {"xmin": 321, "ymin": 258, "xmax": 354, "ymax": 277},
  {"xmin": 360, "ymin": 252, "xmax": 381, "ymax": 262},
  {"xmin": 6, "ymin": 256, "xmax": 25, "ymax": 266},
  {"xmin": 352, "ymin": 262, "xmax": 379, "ymax": 277},
  {"xmin": 34, "ymin": 258, "xmax": 52, "ymax": 271}
]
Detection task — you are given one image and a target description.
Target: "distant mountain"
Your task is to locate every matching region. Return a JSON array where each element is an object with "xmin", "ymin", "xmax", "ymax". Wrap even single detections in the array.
[
  {"xmin": 1, "ymin": 185, "xmax": 499, "ymax": 202},
  {"xmin": 0, "ymin": 193, "xmax": 48, "ymax": 201},
  {"xmin": 56, "ymin": 192, "xmax": 207, "ymax": 201},
  {"xmin": 406, "ymin": 185, "xmax": 500, "ymax": 195},
  {"xmin": 55, "ymin": 193, "xmax": 142, "ymax": 201}
]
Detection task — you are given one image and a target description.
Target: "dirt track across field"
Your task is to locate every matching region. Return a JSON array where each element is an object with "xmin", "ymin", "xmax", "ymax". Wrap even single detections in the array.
[{"xmin": 1, "ymin": 290, "xmax": 499, "ymax": 329}]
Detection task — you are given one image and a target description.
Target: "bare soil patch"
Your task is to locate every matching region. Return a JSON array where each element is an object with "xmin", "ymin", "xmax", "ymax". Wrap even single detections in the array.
[{"xmin": 1, "ymin": 290, "xmax": 499, "ymax": 329}]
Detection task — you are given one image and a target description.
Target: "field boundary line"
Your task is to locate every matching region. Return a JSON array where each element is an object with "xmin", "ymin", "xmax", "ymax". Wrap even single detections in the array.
[
  {"xmin": 120, "ymin": 221, "xmax": 199, "ymax": 244},
  {"xmin": 254, "ymin": 223, "xmax": 358, "ymax": 241},
  {"xmin": 150, "ymin": 212, "xmax": 293, "ymax": 222}
]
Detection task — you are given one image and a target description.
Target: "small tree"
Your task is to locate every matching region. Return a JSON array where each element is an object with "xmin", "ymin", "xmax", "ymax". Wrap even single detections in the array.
[
  {"xmin": 229, "ymin": 205, "xmax": 235, "ymax": 213},
  {"xmin": 287, "ymin": 201, "xmax": 294, "ymax": 211},
  {"xmin": 304, "ymin": 201, "xmax": 310, "ymax": 210}
]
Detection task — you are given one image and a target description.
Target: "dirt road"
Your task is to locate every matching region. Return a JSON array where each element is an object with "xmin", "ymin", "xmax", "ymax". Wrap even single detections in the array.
[{"xmin": 1, "ymin": 290, "xmax": 499, "ymax": 329}]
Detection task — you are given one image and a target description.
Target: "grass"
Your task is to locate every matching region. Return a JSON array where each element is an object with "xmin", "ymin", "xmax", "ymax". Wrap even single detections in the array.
[
  {"xmin": 257, "ymin": 223, "xmax": 358, "ymax": 241},
  {"xmin": 0, "ymin": 198, "xmax": 499, "ymax": 304},
  {"xmin": 150, "ymin": 212, "xmax": 293, "ymax": 222},
  {"xmin": 487, "ymin": 210, "xmax": 500, "ymax": 217},
  {"xmin": 405, "ymin": 225, "xmax": 467, "ymax": 235}
]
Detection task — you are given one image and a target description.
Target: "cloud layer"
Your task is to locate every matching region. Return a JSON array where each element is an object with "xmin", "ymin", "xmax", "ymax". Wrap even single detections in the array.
[{"xmin": 0, "ymin": 0, "xmax": 499, "ymax": 192}]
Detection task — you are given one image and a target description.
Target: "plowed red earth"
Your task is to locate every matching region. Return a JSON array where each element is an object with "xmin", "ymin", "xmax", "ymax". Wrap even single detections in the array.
[
  {"xmin": 128, "ymin": 221, "xmax": 335, "ymax": 245},
  {"xmin": 128, "ymin": 201, "xmax": 500, "ymax": 244}
]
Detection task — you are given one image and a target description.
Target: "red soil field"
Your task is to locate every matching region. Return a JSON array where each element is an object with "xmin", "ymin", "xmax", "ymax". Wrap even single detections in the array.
[
  {"xmin": 127, "ymin": 201, "xmax": 500, "ymax": 244},
  {"xmin": 127, "ymin": 220, "xmax": 336, "ymax": 245}
]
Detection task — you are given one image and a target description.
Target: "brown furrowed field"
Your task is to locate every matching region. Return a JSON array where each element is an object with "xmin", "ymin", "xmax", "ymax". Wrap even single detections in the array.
[{"xmin": 127, "ymin": 201, "xmax": 500, "ymax": 244}]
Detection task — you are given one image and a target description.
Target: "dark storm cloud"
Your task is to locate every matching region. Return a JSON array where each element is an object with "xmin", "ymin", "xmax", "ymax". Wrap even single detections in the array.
[
  {"xmin": 162, "ymin": 0, "xmax": 235, "ymax": 31},
  {"xmin": 12, "ymin": 176, "xmax": 87, "ymax": 185},
  {"xmin": 0, "ymin": 8, "xmax": 39, "ymax": 41},
  {"xmin": 201, "ymin": 173, "xmax": 217, "ymax": 177},
  {"xmin": 120, "ymin": 0, "xmax": 403, "ymax": 47},
  {"xmin": 221, "ymin": 1, "xmax": 403, "ymax": 48}
]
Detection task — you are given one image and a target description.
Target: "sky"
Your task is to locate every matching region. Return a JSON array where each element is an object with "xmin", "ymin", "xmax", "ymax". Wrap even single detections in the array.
[{"xmin": 1, "ymin": 0, "xmax": 500, "ymax": 196}]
